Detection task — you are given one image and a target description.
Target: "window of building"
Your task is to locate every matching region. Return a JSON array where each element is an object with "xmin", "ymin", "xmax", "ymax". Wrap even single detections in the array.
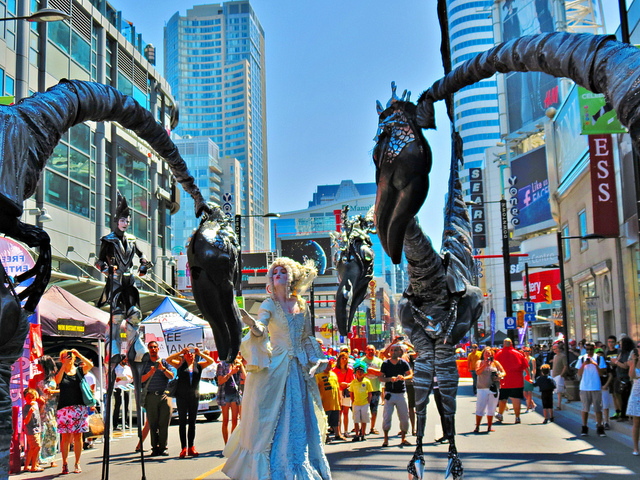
[
  {"xmin": 562, "ymin": 224, "xmax": 570, "ymax": 261},
  {"xmin": 44, "ymin": 124, "xmax": 94, "ymax": 220},
  {"xmin": 579, "ymin": 279, "xmax": 598, "ymax": 341},
  {"xmin": 578, "ymin": 209, "xmax": 588, "ymax": 251},
  {"xmin": 116, "ymin": 145, "xmax": 150, "ymax": 241}
]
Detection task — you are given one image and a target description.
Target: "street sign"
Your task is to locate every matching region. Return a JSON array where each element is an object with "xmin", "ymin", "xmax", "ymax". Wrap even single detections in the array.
[
  {"xmin": 505, "ymin": 317, "xmax": 516, "ymax": 329},
  {"xmin": 524, "ymin": 302, "xmax": 535, "ymax": 313},
  {"xmin": 524, "ymin": 313, "xmax": 535, "ymax": 323}
]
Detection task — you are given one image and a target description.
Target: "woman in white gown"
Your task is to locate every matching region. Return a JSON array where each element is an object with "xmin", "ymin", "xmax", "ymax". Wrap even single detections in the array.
[{"xmin": 223, "ymin": 257, "xmax": 332, "ymax": 480}]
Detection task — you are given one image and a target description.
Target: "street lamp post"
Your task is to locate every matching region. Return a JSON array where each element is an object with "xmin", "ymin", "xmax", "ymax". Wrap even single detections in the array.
[
  {"xmin": 234, "ymin": 212, "xmax": 280, "ymax": 297},
  {"xmin": 556, "ymin": 231, "xmax": 611, "ymax": 361}
]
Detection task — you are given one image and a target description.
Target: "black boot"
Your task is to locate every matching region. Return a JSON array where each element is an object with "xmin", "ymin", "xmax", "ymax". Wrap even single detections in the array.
[{"xmin": 443, "ymin": 414, "xmax": 463, "ymax": 479}]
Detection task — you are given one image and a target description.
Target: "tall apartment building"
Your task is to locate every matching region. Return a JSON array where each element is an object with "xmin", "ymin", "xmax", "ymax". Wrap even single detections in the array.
[
  {"xmin": 164, "ymin": 1, "xmax": 268, "ymax": 251},
  {"xmin": 447, "ymin": 0, "xmax": 500, "ymax": 202},
  {"xmin": 172, "ymin": 136, "xmax": 224, "ymax": 252}
]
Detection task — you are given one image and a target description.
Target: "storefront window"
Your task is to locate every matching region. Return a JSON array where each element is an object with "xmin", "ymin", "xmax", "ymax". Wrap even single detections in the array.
[{"xmin": 579, "ymin": 280, "xmax": 598, "ymax": 341}]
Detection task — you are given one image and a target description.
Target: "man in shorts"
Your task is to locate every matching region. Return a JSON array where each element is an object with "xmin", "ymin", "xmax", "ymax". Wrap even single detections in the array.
[
  {"xmin": 551, "ymin": 342, "xmax": 568, "ymax": 410},
  {"xmin": 576, "ymin": 342, "xmax": 607, "ymax": 437},
  {"xmin": 362, "ymin": 344, "xmax": 383, "ymax": 434},
  {"xmin": 495, "ymin": 338, "xmax": 529, "ymax": 424}
]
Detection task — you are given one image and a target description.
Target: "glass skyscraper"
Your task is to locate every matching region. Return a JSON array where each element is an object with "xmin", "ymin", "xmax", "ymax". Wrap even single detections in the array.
[{"xmin": 164, "ymin": 1, "xmax": 268, "ymax": 251}]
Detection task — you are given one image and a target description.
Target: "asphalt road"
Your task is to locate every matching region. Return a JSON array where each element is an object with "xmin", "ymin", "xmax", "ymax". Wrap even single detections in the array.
[{"xmin": 16, "ymin": 379, "xmax": 640, "ymax": 479}]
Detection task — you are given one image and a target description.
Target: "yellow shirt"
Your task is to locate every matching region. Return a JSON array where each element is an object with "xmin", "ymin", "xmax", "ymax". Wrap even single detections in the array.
[
  {"xmin": 315, "ymin": 371, "xmax": 341, "ymax": 411},
  {"xmin": 349, "ymin": 378, "xmax": 373, "ymax": 406},
  {"xmin": 468, "ymin": 350, "xmax": 482, "ymax": 371}
]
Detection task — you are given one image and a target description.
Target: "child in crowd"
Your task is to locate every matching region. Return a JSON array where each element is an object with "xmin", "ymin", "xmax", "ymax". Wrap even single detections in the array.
[
  {"xmin": 349, "ymin": 362, "xmax": 373, "ymax": 442},
  {"xmin": 533, "ymin": 364, "xmax": 557, "ymax": 424},
  {"xmin": 23, "ymin": 387, "xmax": 43, "ymax": 472},
  {"xmin": 315, "ymin": 360, "xmax": 344, "ymax": 442}
]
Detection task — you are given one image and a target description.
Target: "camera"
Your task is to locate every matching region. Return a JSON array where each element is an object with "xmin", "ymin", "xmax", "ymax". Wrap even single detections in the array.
[{"xmin": 66, "ymin": 352, "xmax": 72, "ymax": 359}]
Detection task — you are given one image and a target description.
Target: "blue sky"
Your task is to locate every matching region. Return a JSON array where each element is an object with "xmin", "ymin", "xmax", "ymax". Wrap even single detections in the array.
[{"xmin": 109, "ymin": 0, "xmax": 622, "ymax": 253}]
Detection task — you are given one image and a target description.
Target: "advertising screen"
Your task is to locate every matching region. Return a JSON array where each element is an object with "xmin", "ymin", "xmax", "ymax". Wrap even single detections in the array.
[
  {"xmin": 500, "ymin": 0, "xmax": 561, "ymax": 133},
  {"xmin": 280, "ymin": 236, "xmax": 333, "ymax": 275},
  {"xmin": 511, "ymin": 146, "xmax": 554, "ymax": 235}
]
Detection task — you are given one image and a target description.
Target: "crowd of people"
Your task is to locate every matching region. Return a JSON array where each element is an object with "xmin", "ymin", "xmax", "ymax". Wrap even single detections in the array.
[
  {"xmin": 20, "ymin": 325, "xmax": 640, "ymax": 473},
  {"xmin": 466, "ymin": 334, "xmax": 640, "ymax": 456}
]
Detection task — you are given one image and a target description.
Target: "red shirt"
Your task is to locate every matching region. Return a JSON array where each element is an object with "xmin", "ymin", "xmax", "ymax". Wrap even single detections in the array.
[
  {"xmin": 332, "ymin": 366, "xmax": 354, "ymax": 389},
  {"xmin": 495, "ymin": 346, "xmax": 529, "ymax": 389}
]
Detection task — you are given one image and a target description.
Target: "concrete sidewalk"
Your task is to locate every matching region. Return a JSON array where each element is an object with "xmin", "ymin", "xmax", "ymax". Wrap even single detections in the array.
[{"xmin": 532, "ymin": 387, "xmax": 634, "ymax": 440}]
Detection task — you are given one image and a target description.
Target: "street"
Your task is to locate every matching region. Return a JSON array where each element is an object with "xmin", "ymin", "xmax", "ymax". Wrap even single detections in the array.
[{"xmin": 16, "ymin": 380, "xmax": 640, "ymax": 479}]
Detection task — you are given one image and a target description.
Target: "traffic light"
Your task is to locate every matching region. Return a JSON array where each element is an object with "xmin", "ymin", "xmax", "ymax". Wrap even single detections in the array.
[
  {"xmin": 544, "ymin": 285, "xmax": 552, "ymax": 304},
  {"xmin": 517, "ymin": 310, "xmax": 525, "ymax": 328}
]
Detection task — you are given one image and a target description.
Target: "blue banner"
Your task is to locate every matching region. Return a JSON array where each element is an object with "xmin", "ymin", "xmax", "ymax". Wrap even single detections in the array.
[{"xmin": 490, "ymin": 308, "xmax": 496, "ymax": 346}]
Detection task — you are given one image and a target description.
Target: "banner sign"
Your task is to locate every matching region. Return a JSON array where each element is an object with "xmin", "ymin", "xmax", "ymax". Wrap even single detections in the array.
[
  {"xmin": 510, "ymin": 147, "xmax": 554, "ymax": 235},
  {"xmin": 524, "ymin": 269, "xmax": 561, "ymax": 303},
  {"xmin": 469, "ymin": 168, "xmax": 486, "ymax": 248},
  {"xmin": 176, "ymin": 255, "xmax": 191, "ymax": 292},
  {"xmin": 490, "ymin": 308, "xmax": 496, "ymax": 346},
  {"xmin": 578, "ymin": 86, "xmax": 625, "ymax": 135},
  {"xmin": 588, "ymin": 134, "xmax": 620, "ymax": 237}
]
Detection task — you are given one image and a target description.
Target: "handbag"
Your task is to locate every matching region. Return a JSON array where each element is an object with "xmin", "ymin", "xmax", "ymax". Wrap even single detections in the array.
[
  {"xmin": 165, "ymin": 378, "xmax": 179, "ymax": 397},
  {"xmin": 80, "ymin": 374, "xmax": 97, "ymax": 407},
  {"xmin": 87, "ymin": 413, "xmax": 105, "ymax": 437}
]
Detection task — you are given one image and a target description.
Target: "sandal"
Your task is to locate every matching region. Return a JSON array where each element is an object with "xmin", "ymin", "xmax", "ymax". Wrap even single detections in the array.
[
  {"xmin": 30, "ymin": 467, "xmax": 45, "ymax": 472},
  {"xmin": 74, "ymin": 464, "xmax": 82, "ymax": 474},
  {"xmin": 62, "ymin": 464, "xmax": 69, "ymax": 475}
]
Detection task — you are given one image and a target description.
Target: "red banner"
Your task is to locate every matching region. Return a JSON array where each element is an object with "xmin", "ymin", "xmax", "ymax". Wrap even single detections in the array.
[
  {"xmin": 524, "ymin": 269, "xmax": 561, "ymax": 303},
  {"xmin": 588, "ymin": 135, "xmax": 619, "ymax": 236},
  {"xmin": 29, "ymin": 324, "xmax": 43, "ymax": 361}
]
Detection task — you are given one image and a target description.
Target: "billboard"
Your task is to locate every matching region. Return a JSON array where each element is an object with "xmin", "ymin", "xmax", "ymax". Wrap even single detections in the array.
[
  {"xmin": 280, "ymin": 236, "xmax": 333, "ymax": 275},
  {"xmin": 510, "ymin": 146, "xmax": 554, "ymax": 235},
  {"xmin": 241, "ymin": 252, "xmax": 270, "ymax": 289},
  {"xmin": 524, "ymin": 269, "xmax": 561, "ymax": 303},
  {"xmin": 501, "ymin": 0, "xmax": 561, "ymax": 134},
  {"xmin": 578, "ymin": 87, "xmax": 626, "ymax": 135}
]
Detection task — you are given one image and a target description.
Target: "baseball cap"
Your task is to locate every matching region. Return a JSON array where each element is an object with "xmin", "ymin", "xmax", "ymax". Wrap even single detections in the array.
[{"xmin": 595, "ymin": 348, "xmax": 604, "ymax": 354}]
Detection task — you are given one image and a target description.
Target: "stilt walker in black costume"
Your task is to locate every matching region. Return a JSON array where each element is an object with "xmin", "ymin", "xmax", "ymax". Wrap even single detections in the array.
[{"xmin": 95, "ymin": 192, "xmax": 151, "ymax": 480}]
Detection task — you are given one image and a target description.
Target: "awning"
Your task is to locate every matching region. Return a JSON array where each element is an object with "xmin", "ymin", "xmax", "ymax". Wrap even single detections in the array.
[
  {"xmin": 48, "ymin": 270, "xmax": 202, "ymax": 317},
  {"xmin": 39, "ymin": 285, "xmax": 109, "ymax": 339}
]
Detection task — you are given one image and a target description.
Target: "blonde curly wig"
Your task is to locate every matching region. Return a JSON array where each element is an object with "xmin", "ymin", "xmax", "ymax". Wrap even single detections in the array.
[{"xmin": 267, "ymin": 257, "xmax": 317, "ymax": 298}]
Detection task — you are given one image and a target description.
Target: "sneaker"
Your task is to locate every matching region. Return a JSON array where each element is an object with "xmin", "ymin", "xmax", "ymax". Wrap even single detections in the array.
[
  {"xmin": 604, "ymin": 422, "xmax": 610, "ymax": 430},
  {"xmin": 515, "ymin": 417, "xmax": 521, "ymax": 424},
  {"xmin": 61, "ymin": 464, "xmax": 69, "ymax": 475},
  {"xmin": 611, "ymin": 413, "xmax": 621, "ymax": 420},
  {"xmin": 597, "ymin": 426, "xmax": 606, "ymax": 437},
  {"xmin": 495, "ymin": 413, "xmax": 503, "ymax": 422},
  {"xmin": 543, "ymin": 419, "xmax": 549, "ymax": 424},
  {"xmin": 581, "ymin": 426, "xmax": 588, "ymax": 436}
]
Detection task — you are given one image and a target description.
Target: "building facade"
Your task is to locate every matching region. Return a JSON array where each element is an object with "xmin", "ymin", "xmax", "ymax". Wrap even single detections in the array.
[
  {"xmin": 164, "ymin": 1, "xmax": 268, "ymax": 251},
  {"xmin": 6, "ymin": 0, "xmax": 190, "ymax": 313}
]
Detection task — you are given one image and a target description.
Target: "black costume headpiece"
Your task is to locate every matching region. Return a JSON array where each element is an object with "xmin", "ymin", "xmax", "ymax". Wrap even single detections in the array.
[{"xmin": 114, "ymin": 192, "xmax": 131, "ymax": 224}]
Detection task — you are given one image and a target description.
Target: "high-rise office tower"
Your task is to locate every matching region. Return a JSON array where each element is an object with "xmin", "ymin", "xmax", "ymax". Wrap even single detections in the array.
[
  {"xmin": 165, "ymin": 1, "xmax": 268, "ymax": 251},
  {"xmin": 447, "ymin": 0, "xmax": 500, "ymax": 239}
]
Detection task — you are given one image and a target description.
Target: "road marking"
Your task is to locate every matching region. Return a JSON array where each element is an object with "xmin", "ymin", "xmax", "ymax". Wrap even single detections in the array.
[{"xmin": 194, "ymin": 462, "xmax": 225, "ymax": 480}]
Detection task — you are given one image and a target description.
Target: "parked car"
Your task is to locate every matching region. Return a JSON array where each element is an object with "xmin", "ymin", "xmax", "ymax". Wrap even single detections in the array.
[{"xmin": 171, "ymin": 379, "xmax": 221, "ymax": 422}]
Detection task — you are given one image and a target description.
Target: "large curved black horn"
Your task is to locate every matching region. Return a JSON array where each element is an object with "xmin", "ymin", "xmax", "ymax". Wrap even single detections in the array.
[
  {"xmin": 10, "ymin": 79, "xmax": 208, "ymax": 217},
  {"xmin": 419, "ymin": 33, "xmax": 640, "ymax": 150}
]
